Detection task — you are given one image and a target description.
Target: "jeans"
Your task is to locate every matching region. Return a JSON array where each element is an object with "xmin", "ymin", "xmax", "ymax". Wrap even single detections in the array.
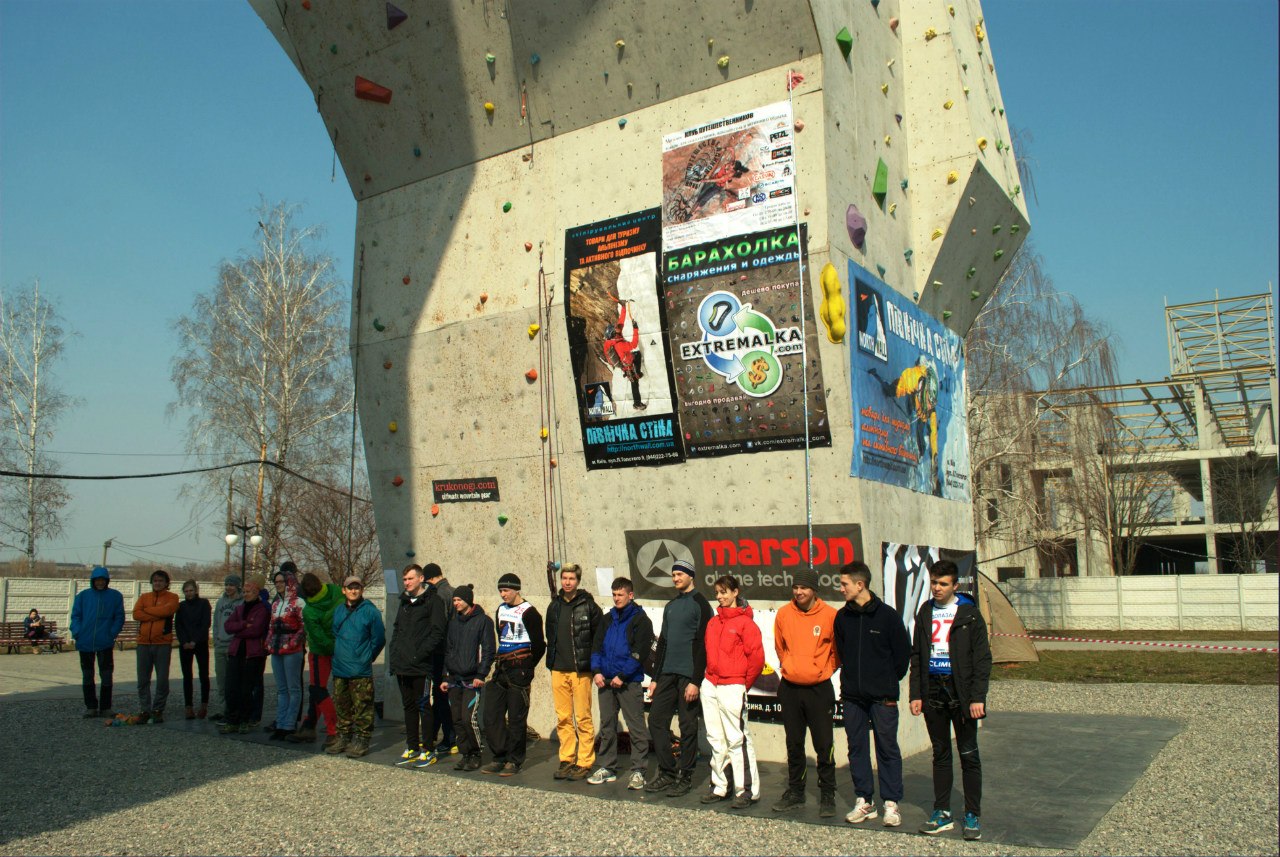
[
  {"xmin": 923, "ymin": 674, "xmax": 982, "ymax": 816},
  {"xmin": 226, "ymin": 650, "xmax": 266, "ymax": 726},
  {"xmin": 214, "ymin": 647, "xmax": 229, "ymax": 711},
  {"xmin": 179, "ymin": 644, "xmax": 210, "ymax": 707},
  {"xmin": 79, "ymin": 648, "xmax": 114, "ymax": 711},
  {"xmin": 842, "ymin": 697, "xmax": 904, "ymax": 802},
  {"xmin": 271, "ymin": 651, "xmax": 305, "ymax": 731},
  {"xmin": 136, "ymin": 644, "xmax": 173, "ymax": 714}
]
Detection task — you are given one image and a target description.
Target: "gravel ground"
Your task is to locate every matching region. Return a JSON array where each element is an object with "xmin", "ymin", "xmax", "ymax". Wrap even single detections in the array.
[{"xmin": 0, "ymin": 680, "xmax": 1275, "ymax": 856}]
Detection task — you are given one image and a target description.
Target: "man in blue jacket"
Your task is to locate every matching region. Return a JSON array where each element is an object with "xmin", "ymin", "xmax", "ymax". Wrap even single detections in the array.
[
  {"xmin": 834, "ymin": 561, "xmax": 911, "ymax": 828},
  {"xmin": 586, "ymin": 577, "xmax": 654, "ymax": 789},
  {"xmin": 70, "ymin": 566, "xmax": 125, "ymax": 717},
  {"xmin": 328, "ymin": 575, "xmax": 386, "ymax": 759}
]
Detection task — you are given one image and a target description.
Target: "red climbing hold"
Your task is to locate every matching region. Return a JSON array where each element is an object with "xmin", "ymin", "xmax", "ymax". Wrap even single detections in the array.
[
  {"xmin": 392, "ymin": 475, "xmax": 404, "ymax": 487},
  {"xmin": 525, "ymin": 368, "xmax": 538, "ymax": 382},
  {"xmin": 524, "ymin": 242, "xmax": 533, "ymax": 252},
  {"xmin": 301, "ymin": 0, "xmax": 312, "ymax": 9},
  {"xmin": 355, "ymin": 76, "xmax": 393, "ymax": 104},
  {"xmin": 402, "ymin": 276, "xmax": 411, "ymax": 285},
  {"xmin": 386, "ymin": 2, "xmax": 408, "ymax": 29},
  {"xmin": 430, "ymin": 503, "xmax": 440, "ymax": 517}
]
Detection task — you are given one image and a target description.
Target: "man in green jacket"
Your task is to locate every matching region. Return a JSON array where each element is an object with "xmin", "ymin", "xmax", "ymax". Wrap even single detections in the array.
[{"xmin": 294, "ymin": 572, "xmax": 344, "ymax": 748}]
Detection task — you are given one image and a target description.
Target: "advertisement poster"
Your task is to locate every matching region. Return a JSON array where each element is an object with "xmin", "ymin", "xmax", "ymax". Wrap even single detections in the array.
[
  {"xmin": 431, "ymin": 477, "xmax": 499, "ymax": 503},
  {"xmin": 564, "ymin": 210, "xmax": 684, "ymax": 469},
  {"xmin": 881, "ymin": 542, "xmax": 978, "ymax": 643},
  {"xmin": 624, "ymin": 523, "xmax": 862, "ymax": 602},
  {"xmin": 661, "ymin": 101, "xmax": 797, "ymax": 251},
  {"xmin": 850, "ymin": 263, "xmax": 970, "ymax": 500},
  {"xmin": 661, "ymin": 224, "xmax": 831, "ymax": 458}
]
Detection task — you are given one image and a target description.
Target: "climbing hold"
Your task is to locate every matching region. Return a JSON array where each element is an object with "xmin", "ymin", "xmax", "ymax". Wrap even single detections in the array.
[
  {"xmin": 995, "ymin": 140, "xmax": 1004, "ymax": 152},
  {"xmin": 876, "ymin": 264, "xmax": 887, "ymax": 278},
  {"xmin": 788, "ymin": 70, "xmax": 805, "ymax": 90},
  {"xmin": 963, "ymin": 86, "xmax": 970, "ymax": 95},
  {"xmin": 479, "ymin": 292, "xmax": 489, "ymax": 303},
  {"xmin": 388, "ymin": 421, "xmax": 398, "ymax": 433},
  {"xmin": 993, "ymin": 249, "xmax": 1004, "ymax": 260},
  {"xmin": 900, "ymin": 179, "xmax": 909, "ymax": 190},
  {"xmin": 618, "ymin": 118, "xmax": 627, "ymax": 128},
  {"xmin": 886, "ymin": 59, "xmax": 895, "ymax": 69},
  {"xmin": 884, "ymin": 135, "xmax": 891, "ymax": 146},
  {"xmin": 502, "ymin": 201, "xmax": 512, "ymax": 212},
  {"xmin": 942, "ymin": 311, "xmax": 953, "ymax": 320},
  {"xmin": 872, "ymin": 158, "xmax": 889, "ymax": 205},
  {"xmin": 498, "ymin": 514, "xmax": 509, "ymax": 526},
  {"xmin": 549, "ymin": 457, "xmax": 558, "ymax": 468},
  {"xmin": 895, "ymin": 113, "xmax": 902, "ymax": 125},
  {"xmin": 991, "ymin": 225, "xmax": 1001, "ymax": 234},
  {"xmin": 970, "ymin": 290, "xmax": 981, "ymax": 300},
  {"xmin": 354, "ymin": 76, "xmax": 393, "ymax": 104},
  {"xmin": 931, "ymin": 228, "xmax": 943, "ymax": 240},
  {"xmin": 818, "ymin": 263, "xmax": 846, "ymax": 344},
  {"xmin": 889, "ymin": 17, "xmax": 899, "ymax": 32},
  {"xmin": 301, "ymin": 0, "xmax": 311, "ymax": 9},
  {"xmin": 948, "ymin": 4, "xmax": 956, "ymax": 15},
  {"xmin": 794, "ymin": 119, "xmax": 805, "ymax": 132},
  {"xmin": 971, "ymin": 228, "xmax": 977, "ymax": 235},
  {"xmin": 383, "ymin": 361, "xmax": 392, "ymax": 370},
  {"xmin": 402, "ymin": 275, "xmax": 411, "ymax": 285},
  {"xmin": 386, "ymin": 2, "xmax": 408, "ymax": 29},
  {"xmin": 946, "ymin": 170, "xmax": 959, "ymax": 184},
  {"xmin": 707, "ymin": 37, "xmax": 715, "ymax": 47},
  {"xmin": 363, "ymin": 172, "xmax": 372, "ymax": 182},
  {"xmin": 977, "ymin": 137, "xmax": 988, "ymax": 151},
  {"xmin": 903, "ymin": 248, "xmax": 913, "ymax": 261},
  {"xmin": 413, "ymin": 145, "xmax": 421, "ymax": 157},
  {"xmin": 968, "ymin": 197, "xmax": 977, "ymax": 207},
  {"xmin": 836, "ymin": 27, "xmax": 854, "ymax": 58},
  {"xmin": 330, "ymin": 44, "xmax": 338, "ymax": 54},
  {"xmin": 943, "ymin": 99, "xmax": 954, "ymax": 110},
  {"xmin": 845, "ymin": 204, "xmax": 867, "ymax": 250},
  {"xmin": 524, "ymin": 241, "xmax": 534, "ymax": 252},
  {"xmin": 553, "ymin": 561, "xmax": 562, "ymax": 571},
  {"xmin": 525, "ymin": 368, "xmax": 538, "ymax": 382},
  {"xmin": 431, "ymin": 504, "xmax": 440, "ymax": 517},
  {"xmin": 966, "ymin": 267, "xmax": 977, "ymax": 278},
  {"xmin": 392, "ymin": 475, "xmax": 404, "ymax": 487},
  {"xmin": 615, "ymin": 39, "xmax": 625, "ymax": 49},
  {"xmin": 932, "ymin": 280, "xmax": 944, "ymax": 288},
  {"xmin": 626, "ymin": 82, "xmax": 633, "ymax": 94},
  {"xmin": 975, "ymin": 23, "xmax": 985, "ymax": 42},
  {"xmin": 540, "ymin": 427, "xmax": 549, "ymax": 440},
  {"xmin": 530, "ymin": 53, "xmax": 540, "ymax": 65},
  {"xmin": 1009, "ymin": 224, "xmax": 1020, "ymax": 234},
  {"xmin": 870, "ymin": 0, "xmax": 880, "ymax": 7},
  {"xmin": 924, "ymin": 27, "xmax": 938, "ymax": 41},
  {"xmin": 405, "ymin": 550, "xmax": 415, "ymax": 558},
  {"xmin": 528, "ymin": 323, "xmax": 540, "ymax": 338},
  {"xmin": 881, "ymin": 83, "xmax": 889, "ymax": 94},
  {"xmin": 962, "ymin": 63, "xmax": 968, "ymax": 71},
  {"xmin": 485, "ymin": 53, "xmax": 496, "ymax": 64},
  {"xmin": 913, "ymin": 292, "xmax": 919, "ymax": 301},
  {"xmin": 717, "ymin": 55, "xmax": 731, "ymax": 68},
  {"xmin": 372, "ymin": 318, "xmax": 385, "ymax": 331},
  {"xmin": 484, "ymin": 101, "xmax": 495, "ymax": 114},
  {"xmin": 888, "ymin": 203, "xmax": 897, "ymax": 215}
]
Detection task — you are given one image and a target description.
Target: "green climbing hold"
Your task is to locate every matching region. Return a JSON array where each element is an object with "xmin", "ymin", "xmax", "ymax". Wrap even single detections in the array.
[
  {"xmin": 876, "ymin": 264, "xmax": 887, "ymax": 278},
  {"xmin": 903, "ymin": 248, "xmax": 913, "ymax": 261},
  {"xmin": 406, "ymin": 550, "xmax": 415, "ymax": 558},
  {"xmin": 970, "ymin": 290, "xmax": 981, "ymax": 300},
  {"xmin": 486, "ymin": 53, "xmax": 496, "ymax": 64},
  {"xmin": 966, "ymin": 267, "xmax": 977, "ymax": 279},
  {"xmin": 942, "ymin": 310, "xmax": 953, "ymax": 320},
  {"xmin": 330, "ymin": 44, "xmax": 338, "ymax": 54},
  {"xmin": 498, "ymin": 513, "xmax": 509, "ymax": 526},
  {"xmin": 900, "ymin": 178, "xmax": 909, "ymax": 191},
  {"xmin": 373, "ymin": 318, "xmax": 386, "ymax": 331},
  {"xmin": 372, "ymin": 240, "xmax": 379, "ymax": 247},
  {"xmin": 502, "ymin": 201, "xmax": 512, "ymax": 212},
  {"xmin": 872, "ymin": 158, "xmax": 889, "ymax": 205},
  {"xmin": 992, "ymin": 225, "xmax": 1002, "ymax": 234},
  {"xmin": 413, "ymin": 145, "xmax": 421, "ymax": 157},
  {"xmin": 836, "ymin": 27, "xmax": 854, "ymax": 58},
  {"xmin": 1009, "ymin": 225, "xmax": 1020, "ymax": 234},
  {"xmin": 993, "ymin": 249, "xmax": 1004, "ymax": 260}
]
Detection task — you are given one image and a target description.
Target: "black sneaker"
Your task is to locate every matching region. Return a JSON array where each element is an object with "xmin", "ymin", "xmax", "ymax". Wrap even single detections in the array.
[
  {"xmin": 463, "ymin": 754, "xmax": 482, "ymax": 771},
  {"xmin": 730, "ymin": 792, "xmax": 756, "ymax": 810},
  {"xmin": 83, "ymin": 708, "xmax": 100, "ymax": 719},
  {"xmin": 644, "ymin": 771, "xmax": 678, "ymax": 793},
  {"xmin": 554, "ymin": 760, "xmax": 575, "ymax": 780},
  {"xmin": 963, "ymin": 812, "xmax": 981, "ymax": 841},
  {"xmin": 454, "ymin": 755, "xmax": 471, "ymax": 771},
  {"xmin": 819, "ymin": 794, "xmax": 836, "ymax": 818},
  {"xmin": 666, "ymin": 774, "xmax": 694, "ymax": 798},
  {"xmin": 700, "ymin": 790, "xmax": 730, "ymax": 804},
  {"xmin": 772, "ymin": 791, "xmax": 806, "ymax": 812}
]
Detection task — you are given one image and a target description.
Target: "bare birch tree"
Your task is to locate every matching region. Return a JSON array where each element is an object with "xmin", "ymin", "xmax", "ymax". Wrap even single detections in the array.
[
  {"xmin": 0, "ymin": 279, "xmax": 75, "ymax": 569},
  {"xmin": 170, "ymin": 202, "xmax": 354, "ymax": 573}
]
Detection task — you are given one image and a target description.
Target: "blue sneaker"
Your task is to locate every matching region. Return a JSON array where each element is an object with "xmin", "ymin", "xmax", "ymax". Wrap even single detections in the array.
[
  {"xmin": 963, "ymin": 812, "xmax": 981, "ymax": 841},
  {"xmin": 920, "ymin": 810, "xmax": 954, "ymax": 835},
  {"xmin": 413, "ymin": 748, "xmax": 441, "ymax": 769}
]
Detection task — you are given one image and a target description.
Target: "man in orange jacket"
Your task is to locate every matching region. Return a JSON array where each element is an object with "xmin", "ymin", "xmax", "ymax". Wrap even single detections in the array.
[
  {"xmin": 772, "ymin": 568, "xmax": 840, "ymax": 817},
  {"xmin": 132, "ymin": 569, "xmax": 180, "ymax": 723}
]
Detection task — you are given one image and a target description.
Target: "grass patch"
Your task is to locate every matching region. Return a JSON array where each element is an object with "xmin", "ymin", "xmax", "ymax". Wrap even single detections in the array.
[
  {"xmin": 1030, "ymin": 629, "xmax": 1278, "ymax": 642},
  {"xmin": 992, "ymin": 650, "xmax": 1279, "ymax": 685}
]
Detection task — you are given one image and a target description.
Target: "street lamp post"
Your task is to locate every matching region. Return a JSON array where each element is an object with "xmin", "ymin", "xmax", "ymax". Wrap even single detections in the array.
[{"xmin": 224, "ymin": 522, "xmax": 264, "ymax": 580}]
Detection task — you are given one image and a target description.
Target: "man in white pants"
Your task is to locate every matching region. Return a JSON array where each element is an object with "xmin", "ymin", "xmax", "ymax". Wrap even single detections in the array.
[{"xmin": 700, "ymin": 575, "xmax": 764, "ymax": 809}]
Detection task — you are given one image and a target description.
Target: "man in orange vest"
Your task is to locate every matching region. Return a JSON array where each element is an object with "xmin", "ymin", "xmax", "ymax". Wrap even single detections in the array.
[{"xmin": 132, "ymin": 569, "xmax": 180, "ymax": 724}]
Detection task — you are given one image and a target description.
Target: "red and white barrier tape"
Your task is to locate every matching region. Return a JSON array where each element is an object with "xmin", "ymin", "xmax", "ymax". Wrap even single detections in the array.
[{"xmin": 990, "ymin": 632, "xmax": 1279, "ymax": 654}]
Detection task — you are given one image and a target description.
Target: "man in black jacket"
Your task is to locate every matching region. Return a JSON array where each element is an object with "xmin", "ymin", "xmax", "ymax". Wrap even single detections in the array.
[
  {"xmin": 644, "ymin": 558, "xmax": 713, "ymax": 798},
  {"xmin": 440, "ymin": 585, "xmax": 495, "ymax": 771},
  {"xmin": 834, "ymin": 561, "xmax": 911, "ymax": 828},
  {"xmin": 908, "ymin": 559, "xmax": 991, "ymax": 842},
  {"xmin": 544, "ymin": 563, "xmax": 603, "ymax": 781},
  {"xmin": 390, "ymin": 564, "xmax": 448, "ymax": 765}
]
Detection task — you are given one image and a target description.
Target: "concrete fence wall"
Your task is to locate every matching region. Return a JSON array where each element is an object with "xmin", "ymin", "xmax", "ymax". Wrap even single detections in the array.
[{"xmin": 1000, "ymin": 574, "xmax": 1279, "ymax": 632}]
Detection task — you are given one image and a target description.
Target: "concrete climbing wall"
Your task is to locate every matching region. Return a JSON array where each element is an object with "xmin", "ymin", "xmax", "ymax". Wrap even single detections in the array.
[{"xmin": 249, "ymin": 0, "xmax": 1027, "ymax": 760}]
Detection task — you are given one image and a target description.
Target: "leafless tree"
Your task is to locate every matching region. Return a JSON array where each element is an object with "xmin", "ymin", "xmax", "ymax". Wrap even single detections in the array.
[
  {"xmin": 0, "ymin": 279, "xmax": 76, "ymax": 570},
  {"xmin": 1212, "ymin": 447, "xmax": 1279, "ymax": 574},
  {"xmin": 170, "ymin": 202, "xmax": 355, "ymax": 572},
  {"xmin": 283, "ymin": 468, "xmax": 381, "ymax": 587}
]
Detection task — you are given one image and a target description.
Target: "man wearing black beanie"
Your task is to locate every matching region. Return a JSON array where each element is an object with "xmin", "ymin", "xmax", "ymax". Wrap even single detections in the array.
[{"xmin": 481, "ymin": 573, "xmax": 546, "ymax": 776}]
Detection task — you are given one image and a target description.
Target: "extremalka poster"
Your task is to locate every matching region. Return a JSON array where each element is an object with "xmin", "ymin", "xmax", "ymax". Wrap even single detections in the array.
[{"xmin": 850, "ymin": 263, "xmax": 970, "ymax": 500}]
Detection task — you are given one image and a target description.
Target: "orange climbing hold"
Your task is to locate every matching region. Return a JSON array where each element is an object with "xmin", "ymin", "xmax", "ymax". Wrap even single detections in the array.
[
  {"xmin": 402, "ymin": 276, "xmax": 411, "ymax": 285},
  {"xmin": 392, "ymin": 476, "xmax": 404, "ymax": 487},
  {"xmin": 479, "ymin": 292, "xmax": 489, "ymax": 303},
  {"xmin": 524, "ymin": 241, "xmax": 533, "ymax": 252},
  {"xmin": 525, "ymin": 368, "xmax": 538, "ymax": 382},
  {"xmin": 431, "ymin": 504, "xmax": 440, "ymax": 517},
  {"xmin": 355, "ymin": 76, "xmax": 393, "ymax": 104}
]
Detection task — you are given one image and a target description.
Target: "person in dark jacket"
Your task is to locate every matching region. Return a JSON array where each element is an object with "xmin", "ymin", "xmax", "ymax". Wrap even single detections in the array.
[
  {"xmin": 644, "ymin": 558, "xmax": 714, "ymax": 798},
  {"xmin": 328, "ymin": 575, "xmax": 386, "ymax": 758},
  {"xmin": 390, "ymin": 563, "xmax": 447, "ymax": 765},
  {"xmin": 544, "ymin": 563, "xmax": 603, "ymax": 781},
  {"xmin": 219, "ymin": 574, "xmax": 271, "ymax": 735},
  {"xmin": 439, "ymin": 585, "xmax": 494, "ymax": 772},
  {"xmin": 909, "ymin": 559, "xmax": 991, "ymax": 842},
  {"xmin": 834, "ymin": 561, "xmax": 910, "ymax": 828},
  {"xmin": 586, "ymin": 576, "xmax": 654, "ymax": 789},
  {"xmin": 480, "ymin": 573, "xmax": 546, "ymax": 777},
  {"xmin": 70, "ymin": 566, "xmax": 125, "ymax": 717},
  {"xmin": 175, "ymin": 579, "xmax": 212, "ymax": 720},
  {"xmin": 423, "ymin": 562, "xmax": 457, "ymax": 753}
]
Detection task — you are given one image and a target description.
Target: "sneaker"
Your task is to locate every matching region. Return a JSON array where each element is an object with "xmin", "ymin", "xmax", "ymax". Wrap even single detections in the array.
[
  {"xmin": 730, "ymin": 792, "xmax": 756, "ymax": 810},
  {"xmin": 397, "ymin": 747, "xmax": 422, "ymax": 765},
  {"xmin": 665, "ymin": 774, "xmax": 693, "ymax": 798},
  {"xmin": 586, "ymin": 768, "xmax": 617, "ymax": 785},
  {"xmin": 819, "ymin": 794, "xmax": 836, "ymax": 818},
  {"xmin": 771, "ymin": 791, "xmax": 805, "ymax": 812},
  {"xmin": 568, "ymin": 765, "xmax": 591, "ymax": 781},
  {"xmin": 846, "ymin": 797, "xmax": 879, "ymax": 824},
  {"xmin": 883, "ymin": 800, "xmax": 901, "ymax": 828},
  {"xmin": 644, "ymin": 771, "xmax": 678, "ymax": 793},
  {"xmin": 83, "ymin": 708, "xmax": 100, "ymax": 719},
  {"xmin": 414, "ymin": 748, "xmax": 442, "ymax": 768},
  {"xmin": 499, "ymin": 762, "xmax": 521, "ymax": 777},
  {"xmin": 345, "ymin": 736, "xmax": 370, "ymax": 758},
  {"xmin": 700, "ymin": 790, "xmax": 729, "ymax": 804},
  {"xmin": 480, "ymin": 760, "xmax": 506, "ymax": 774},
  {"xmin": 553, "ymin": 761, "xmax": 576, "ymax": 780},
  {"xmin": 627, "ymin": 771, "xmax": 646, "ymax": 790},
  {"xmin": 963, "ymin": 812, "xmax": 981, "ymax": 841},
  {"xmin": 463, "ymin": 754, "xmax": 482, "ymax": 771},
  {"xmin": 920, "ymin": 810, "xmax": 954, "ymax": 835},
  {"xmin": 454, "ymin": 755, "xmax": 471, "ymax": 771}
]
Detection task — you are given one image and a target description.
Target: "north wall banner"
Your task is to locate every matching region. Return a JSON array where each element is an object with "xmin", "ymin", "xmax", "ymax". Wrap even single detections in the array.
[
  {"xmin": 564, "ymin": 210, "xmax": 684, "ymax": 469},
  {"xmin": 849, "ymin": 263, "xmax": 970, "ymax": 501},
  {"xmin": 661, "ymin": 225, "xmax": 831, "ymax": 458}
]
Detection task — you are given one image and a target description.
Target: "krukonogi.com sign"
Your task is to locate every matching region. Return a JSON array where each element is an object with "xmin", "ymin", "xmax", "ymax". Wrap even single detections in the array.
[{"xmin": 431, "ymin": 477, "xmax": 500, "ymax": 503}]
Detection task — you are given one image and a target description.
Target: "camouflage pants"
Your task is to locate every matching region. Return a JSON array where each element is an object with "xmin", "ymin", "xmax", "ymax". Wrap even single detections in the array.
[{"xmin": 334, "ymin": 676, "xmax": 375, "ymax": 739}]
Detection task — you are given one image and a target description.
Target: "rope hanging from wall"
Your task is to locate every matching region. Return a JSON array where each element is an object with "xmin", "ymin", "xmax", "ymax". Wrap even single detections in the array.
[{"xmin": 788, "ymin": 67, "xmax": 816, "ymax": 570}]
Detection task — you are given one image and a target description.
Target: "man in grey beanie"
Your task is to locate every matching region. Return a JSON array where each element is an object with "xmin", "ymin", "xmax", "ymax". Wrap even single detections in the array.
[{"xmin": 210, "ymin": 575, "xmax": 243, "ymax": 721}]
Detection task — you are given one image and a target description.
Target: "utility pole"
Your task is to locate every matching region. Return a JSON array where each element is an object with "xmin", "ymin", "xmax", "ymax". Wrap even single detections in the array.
[{"xmin": 102, "ymin": 537, "xmax": 114, "ymax": 568}]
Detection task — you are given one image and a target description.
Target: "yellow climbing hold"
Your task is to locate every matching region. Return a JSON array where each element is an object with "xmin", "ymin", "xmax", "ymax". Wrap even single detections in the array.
[
  {"xmin": 528, "ymin": 323, "xmax": 541, "ymax": 338},
  {"xmin": 615, "ymin": 39, "xmax": 625, "ymax": 49},
  {"xmin": 977, "ymin": 137, "xmax": 988, "ymax": 150},
  {"xmin": 388, "ymin": 421, "xmax": 398, "ymax": 433},
  {"xmin": 484, "ymin": 101, "xmax": 495, "ymax": 113},
  {"xmin": 931, "ymin": 228, "xmax": 943, "ymax": 240},
  {"xmin": 717, "ymin": 55, "xmax": 731, "ymax": 68},
  {"xmin": 881, "ymin": 83, "xmax": 889, "ymax": 94},
  {"xmin": 947, "ymin": 170, "xmax": 959, "ymax": 184},
  {"xmin": 818, "ymin": 263, "xmax": 846, "ymax": 344},
  {"xmin": 943, "ymin": 99, "xmax": 954, "ymax": 109},
  {"xmin": 540, "ymin": 427, "xmax": 549, "ymax": 440},
  {"xmin": 948, "ymin": 4, "xmax": 956, "ymax": 15},
  {"xmin": 888, "ymin": 203, "xmax": 897, "ymax": 215},
  {"xmin": 924, "ymin": 28, "xmax": 938, "ymax": 41},
  {"xmin": 975, "ymin": 23, "xmax": 985, "ymax": 42},
  {"xmin": 884, "ymin": 135, "xmax": 891, "ymax": 146}
]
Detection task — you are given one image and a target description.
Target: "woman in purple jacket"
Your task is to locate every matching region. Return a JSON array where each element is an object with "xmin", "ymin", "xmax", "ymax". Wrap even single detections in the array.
[{"xmin": 219, "ymin": 574, "xmax": 270, "ymax": 735}]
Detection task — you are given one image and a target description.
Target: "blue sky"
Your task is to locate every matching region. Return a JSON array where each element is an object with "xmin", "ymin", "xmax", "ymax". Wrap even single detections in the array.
[{"xmin": 0, "ymin": 0, "xmax": 1275, "ymax": 566}]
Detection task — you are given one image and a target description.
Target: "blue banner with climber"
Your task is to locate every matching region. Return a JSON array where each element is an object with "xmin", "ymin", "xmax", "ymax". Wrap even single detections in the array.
[{"xmin": 849, "ymin": 264, "xmax": 970, "ymax": 501}]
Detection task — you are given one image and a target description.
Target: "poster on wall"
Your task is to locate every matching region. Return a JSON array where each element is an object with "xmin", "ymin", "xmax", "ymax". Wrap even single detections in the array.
[
  {"xmin": 849, "ymin": 263, "xmax": 970, "ymax": 501},
  {"xmin": 661, "ymin": 224, "xmax": 831, "ymax": 458},
  {"xmin": 564, "ymin": 209, "xmax": 684, "ymax": 469},
  {"xmin": 881, "ymin": 542, "xmax": 977, "ymax": 643},
  {"xmin": 661, "ymin": 101, "xmax": 797, "ymax": 251},
  {"xmin": 624, "ymin": 523, "xmax": 861, "ymax": 602}
]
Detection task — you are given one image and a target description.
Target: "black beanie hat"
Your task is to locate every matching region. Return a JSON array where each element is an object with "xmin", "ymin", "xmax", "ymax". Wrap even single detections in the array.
[
  {"xmin": 454, "ymin": 584, "xmax": 475, "ymax": 606},
  {"xmin": 497, "ymin": 573, "xmax": 522, "ymax": 591}
]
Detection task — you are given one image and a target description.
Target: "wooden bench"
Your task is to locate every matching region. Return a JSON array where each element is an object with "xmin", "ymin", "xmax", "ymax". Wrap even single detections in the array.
[
  {"xmin": 114, "ymin": 620, "xmax": 141, "ymax": 651},
  {"xmin": 0, "ymin": 620, "xmax": 65, "ymax": 654}
]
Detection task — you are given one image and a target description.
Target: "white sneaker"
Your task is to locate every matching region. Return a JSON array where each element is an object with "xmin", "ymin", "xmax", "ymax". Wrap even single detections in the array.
[
  {"xmin": 845, "ymin": 796, "xmax": 879, "ymax": 824},
  {"xmin": 586, "ymin": 767, "xmax": 617, "ymax": 785},
  {"xmin": 627, "ymin": 771, "xmax": 646, "ymax": 790},
  {"xmin": 882, "ymin": 800, "xmax": 901, "ymax": 827}
]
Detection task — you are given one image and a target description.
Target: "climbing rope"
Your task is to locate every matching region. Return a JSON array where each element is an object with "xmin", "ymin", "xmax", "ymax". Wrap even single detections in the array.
[{"xmin": 788, "ymin": 68, "xmax": 816, "ymax": 568}]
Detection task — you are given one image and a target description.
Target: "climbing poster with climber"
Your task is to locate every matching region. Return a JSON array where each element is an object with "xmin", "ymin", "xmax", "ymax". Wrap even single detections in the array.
[
  {"xmin": 661, "ymin": 101, "xmax": 797, "ymax": 251},
  {"xmin": 660, "ymin": 224, "xmax": 830, "ymax": 458},
  {"xmin": 849, "ymin": 263, "xmax": 971, "ymax": 501},
  {"xmin": 564, "ymin": 209, "xmax": 684, "ymax": 470}
]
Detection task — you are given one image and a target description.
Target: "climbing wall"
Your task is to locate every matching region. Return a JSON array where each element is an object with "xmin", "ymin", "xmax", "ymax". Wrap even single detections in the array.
[{"xmin": 249, "ymin": 0, "xmax": 1026, "ymax": 759}]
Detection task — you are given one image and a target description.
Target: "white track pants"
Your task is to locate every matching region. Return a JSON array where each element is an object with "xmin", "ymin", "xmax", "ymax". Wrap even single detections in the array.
[{"xmin": 700, "ymin": 679, "xmax": 759, "ymax": 799}]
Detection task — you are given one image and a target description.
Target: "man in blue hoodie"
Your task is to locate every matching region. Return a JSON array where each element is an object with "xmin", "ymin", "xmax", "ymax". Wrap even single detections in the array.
[
  {"xmin": 70, "ymin": 566, "xmax": 125, "ymax": 717},
  {"xmin": 586, "ymin": 577, "xmax": 654, "ymax": 789}
]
